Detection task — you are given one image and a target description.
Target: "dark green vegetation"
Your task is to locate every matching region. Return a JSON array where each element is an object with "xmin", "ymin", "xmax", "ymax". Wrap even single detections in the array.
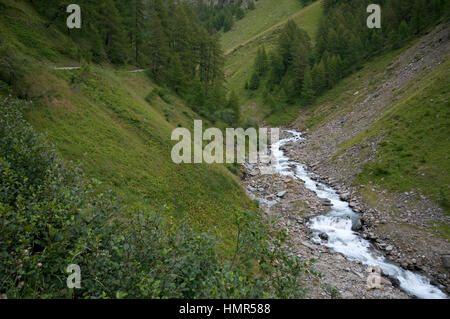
[
  {"xmin": 230, "ymin": 0, "xmax": 449, "ymax": 224},
  {"xmin": 0, "ymin": 0, "xmax": 249, "ymax": 230},
  {"xmin": 0, "ymin": 98, "xmax": 312, "ymax": 298},
  {"xmin": 192, "ymin": 0, "xmax": 256, "ymax": 34},
  {"xmin": 222, "ymin": 0, "xmax": 323, "ymax": 126},
  {"xmin": 246, "ymin": 21, "xmax": 312, "ymax": 107},
  {"xmin": 26, "ymin": 0, "xmax": 241, "ymax": 124},
  {"xmin": 246, "ymin": 0, "xmax": 449, "ymax": 123},
  {"xmin": 0, "ymin": 0, "xmax": 246, "ymax": 240},
  {"xmin": 0, "ymin": 0, "xmax": 316, "ymax": 298},
  {"xmin": 1, "ymin": 0, "xmax": 448, "ymax": 299}
]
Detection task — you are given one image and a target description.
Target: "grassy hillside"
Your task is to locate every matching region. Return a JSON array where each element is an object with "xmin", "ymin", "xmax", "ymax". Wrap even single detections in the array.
[
  {"xmin": 0, "ymin": 0, "xmax": 255, "ymax": 245},
  {"xmin": 349, "ymin": 58, "xmax": 450, "ymax": 214},
  {"xmin": 295, "ymin": 32, "xmax": 450, "ymax": 218},
  {"xmin": 221, "ymin": 0, "xmax": 305, "ymax": 54},
  {"xmin": 222, "ymin": 0, "xmax": 323, "ymax": 125}
]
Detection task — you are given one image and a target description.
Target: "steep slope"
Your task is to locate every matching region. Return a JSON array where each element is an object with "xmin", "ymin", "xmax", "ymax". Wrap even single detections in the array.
[
  {"xmin": 222, "ymin": 0, "xmax": 323, "ymax": 125},
  {"xmin": 0, "ymin": 0, "xmax": 255, "ymax": 244},
  {"xmin": 287, "ymin": 23, "xmax": 450, "ymax": 289},
  {"xmin": 221, "ymin": 0, "xmax": 305, "ymax": 54}
]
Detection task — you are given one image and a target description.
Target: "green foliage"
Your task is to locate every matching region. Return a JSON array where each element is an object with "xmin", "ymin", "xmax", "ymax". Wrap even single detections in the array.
[
  {"xmin": 313, "ymin": 0, "xmax": 448, "ymax": 95},
  {"xmin": 247, "ymin": 20, "xmax": 311, "ymax": 110},
  {"xmin": 0, "ymin": 97, "xmax": 115, "ymax": 297},
  {"xmin": 301, "ymin": 65, "xmax": 315, "ymax": 104},
  {"xmin": 221, "ymin": 0, "xmax": 323, "ymax": 125},
  {"xmin": 246, "ymin": 0, "xmax": 448, "ymax": 114},
  {"xmin": 311, "ymin": 58, "xmax": 327, "ymax": 94},
  {"xmin": 0, "ymin": 43, "xmax": 30, "ymax": 98},
  {"xmin": 254, "ymin": 47, "xmax": 269, "ymax": 76},
  {"xmin": 0, "ymin": 98, "xmax": 312, "ymax": 298},
  {"xmin": 0, "ymin": 0, "xmax": 255, "ymax": 241},
  {"xmin": 191, "ymin": 0, "xmax": 253, "ymax": 34},
  {"xmin": 23, "ymin": 1, "xmax": 228, "ymax": 120},
  {"xmin": 248, "ymin": 72, "xmax": 260, "ymax": 90},
  {"xmin": 226, "ymin": 90, "xmax": 241, "ymax": 124}
]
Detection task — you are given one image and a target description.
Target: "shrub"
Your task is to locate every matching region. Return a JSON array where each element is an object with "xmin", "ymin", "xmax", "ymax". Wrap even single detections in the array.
[
  {"xmin": 0, "ymin": 97, "xmax": 107, "ymax": 297},
  {"xmin": 0, "ymin": 98, "xmax": 310, "ymax": 298}
]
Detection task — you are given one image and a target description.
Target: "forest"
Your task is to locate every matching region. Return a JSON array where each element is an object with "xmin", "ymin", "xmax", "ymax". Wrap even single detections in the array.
[
  {"xmin": 247, "ymin": 0, "xmax": 449, "ymax": 110},
  {"xmin": 28, "ymin": 0, "xmax": 245, "ymax": 124}
]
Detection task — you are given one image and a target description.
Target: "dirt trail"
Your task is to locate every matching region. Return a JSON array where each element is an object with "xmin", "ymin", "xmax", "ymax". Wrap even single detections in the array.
[
  {"xmin": 224, "ymin": 0, "xmax": 322, "ymax": 56},
  {"xmin": 53, "ymin": 66, "xmax": 148, "ymax": 73},
  {"xmin": 53, "ymin": 66, "xmax": 80, "ymax": 70}
]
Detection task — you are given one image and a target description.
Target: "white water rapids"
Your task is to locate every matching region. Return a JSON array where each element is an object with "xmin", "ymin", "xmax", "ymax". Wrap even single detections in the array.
[{"xmin": 268, "ymin": 130, "xmax": 447, "ymax": 299}]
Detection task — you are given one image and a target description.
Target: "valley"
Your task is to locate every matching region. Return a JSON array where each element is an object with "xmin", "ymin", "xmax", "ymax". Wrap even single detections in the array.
[
  {"xmin": 235, "ymin": 17, "xmax": 450, "ymax": 297},
  {"xmin": 1, "ymin": 0, "xmax": 449, "ymax": 300}
]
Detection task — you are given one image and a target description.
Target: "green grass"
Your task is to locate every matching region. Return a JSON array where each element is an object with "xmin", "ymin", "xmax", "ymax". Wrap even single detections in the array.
[
  {"xmin": 0, "ymin": 0, "xmax": 256, "ymax": 248},
  {"xmin": 355, "ymin": 59, "xmax": 450, "ymax": 214},
  {"xmin": 300, "ymin": 48, "xmax": 406, "ymax": 131},
  {"xmin": 323, "ymin": 56, "xmax": 450, "ymax": 215},
  {"xmin": 428, "ymin": 221, "xmax": 450, "ymax": 241},
  {"xmin": 290, "ymin": 19, "xmax": 449, "ymax": 219},
  {"xmin": 223, "ymin": 0, "xmax": 323, "ymax": 125},
  {"xmin": 221, "ymin": 0, "xmax": 305, "ymax": 53}
]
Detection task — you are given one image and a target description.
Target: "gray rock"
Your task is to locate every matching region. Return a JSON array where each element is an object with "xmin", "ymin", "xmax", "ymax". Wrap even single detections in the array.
[
  {"xmin": 351, "ymin": 219, "xmax": 362, "ymax": 231},
  {"xmin": 368, "ymin": 233, "xmax": 378, "ymax": 240},
  {"xmin": 382, "ymin": 271, "xmax": 400, "ymax": 288},
  {"xmin": 441, "ymin": 255, "xmax": 450, "ymax": 270},
  {"xmin": 319, "ymin": 198, "xmax": 333, "ymax": 206},
  {"xmin": 277, "ymin": 191, "xmax": 287, "ymax": 198},
  {"xmin": 250, "ymin": 170, "xmax": 259, "ymax": 176},
  {"xmin": 319, "ymin": 233, "xmax": 329, "ymax": 241}
]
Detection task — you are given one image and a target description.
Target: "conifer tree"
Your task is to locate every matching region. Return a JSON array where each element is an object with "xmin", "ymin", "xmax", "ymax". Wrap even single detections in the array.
[
  {"xmin": 301, "ymin": 66, "xmax": 315, "ymax": 105},
  {"xmin": 254, "ymin": 47, "xmax": 268, "ymax": 76},
  {"xmin": 227, "ymin": 90, "xmax": 240, "ymax": 124},
  {"xmin": 249, "ymin": 72, "xmax": 260, "ymax": 91},
  {"xmin": 311, "ymin": 59, "xmax": 326, "ymax": 94}
]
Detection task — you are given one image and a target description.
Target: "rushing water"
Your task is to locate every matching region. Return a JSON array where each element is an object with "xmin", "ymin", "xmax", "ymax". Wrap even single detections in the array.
[{"xmin": 269, "ymin": 130, "xmax": 447, "ymax": 299}]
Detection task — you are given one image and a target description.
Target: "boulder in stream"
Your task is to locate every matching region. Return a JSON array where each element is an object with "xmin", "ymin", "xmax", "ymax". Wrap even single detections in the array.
[
  {"xmin": 351, "ymin": 219, "xmax": 362, "ymax": 231},
  {"xmin": 319, "ymin": 198, "xmax": 333, "ymax": 206}
]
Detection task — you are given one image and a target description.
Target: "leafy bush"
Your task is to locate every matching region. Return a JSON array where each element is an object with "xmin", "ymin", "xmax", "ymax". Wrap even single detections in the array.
[
  {"xmin": 0, "ymin": 98, "xmax": 310, "ymax": 298},
  {"xmin": 0, "ymin": 97, "xmax": 92, "ymax": 297}
]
